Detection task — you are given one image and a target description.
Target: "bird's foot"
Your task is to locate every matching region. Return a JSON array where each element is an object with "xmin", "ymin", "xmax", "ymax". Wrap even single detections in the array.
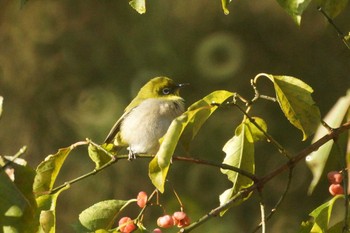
[{"xmin": 127, "ymin": 148, "xmax": 137, "ymax": 160}]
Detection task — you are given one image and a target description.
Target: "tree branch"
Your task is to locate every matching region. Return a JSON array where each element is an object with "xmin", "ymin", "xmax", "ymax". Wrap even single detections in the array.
[{"xmin": 180, "ymin": 120, "xmax": 350, "ymax": 232}]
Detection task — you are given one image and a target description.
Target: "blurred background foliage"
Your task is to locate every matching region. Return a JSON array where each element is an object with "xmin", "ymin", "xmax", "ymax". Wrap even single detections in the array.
[{"xmin": 0, "ymin": 0, "xmax": 349, "ymax": 232}]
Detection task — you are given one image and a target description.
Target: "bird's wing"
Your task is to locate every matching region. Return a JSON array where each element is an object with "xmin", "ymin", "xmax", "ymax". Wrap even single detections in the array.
[{"xmin": 104, "ymin": 111, "xmax": 129, "ymax": 144}]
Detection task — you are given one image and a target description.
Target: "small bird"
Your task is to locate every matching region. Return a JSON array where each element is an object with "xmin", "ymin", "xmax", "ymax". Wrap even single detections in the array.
[{"xmin": 104, "ymin": 77, "xmax": 188, "ymax": 159}]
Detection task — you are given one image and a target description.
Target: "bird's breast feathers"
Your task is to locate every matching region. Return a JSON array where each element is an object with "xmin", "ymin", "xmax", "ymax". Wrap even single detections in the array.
[{"xmin": 119, "ymin": 97, "xmax": 185, "ymax": 154}]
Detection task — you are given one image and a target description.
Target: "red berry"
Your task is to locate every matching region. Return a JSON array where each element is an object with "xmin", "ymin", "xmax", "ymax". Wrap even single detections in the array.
[
  {"xmin": 329, "ymin": 184, "xmax": 344, "ymax": 196},
  {"xmin": 172, "ymin": 211, "xmax": 191, "ymax": 228},
  {"xmin": 157, "ymin": 215, "xmax": 174, "ymax": 228},
  {"xmin": 327, "ymin": 171, "xmax": 343, "ymax": 184},
  {"xmin": 153, "ymin": 228, "xmax": 162, "ymax": 233},
  {"xmin": 136, "ymin": 191, "xmax": 148, "ymax": 208},
  {"xmin": 118, "ymin": 217, "xmax": 136, "ymax": 233}
]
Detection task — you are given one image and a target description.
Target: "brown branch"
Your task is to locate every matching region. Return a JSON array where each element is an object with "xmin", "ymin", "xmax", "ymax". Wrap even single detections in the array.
[{"xmin": 180, "ymin": 120, "xmax": 350, "ymax": 233}]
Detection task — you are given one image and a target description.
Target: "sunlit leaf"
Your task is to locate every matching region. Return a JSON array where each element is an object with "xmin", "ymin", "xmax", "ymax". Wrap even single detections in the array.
[
  {"xmin": 129, "ymin": 0, "xmax": 146, "ymax": 14},
  {"xmin": 36, "ymin": 186, "xmax": 69, "ymax": 233},
  {"xmin": 317, "ymin": 0, "xmax": 349, "ymax": 18},
  {"xmin": 149, "ymin": 90, "xmax": 234, "ymax": 192},
  {"xmin": 298, "ymin": 221, "xmax": 313, "ymax": 233},
  {"xmin": 219, "ymin": 118, "xmax": 265, "ymax": 212},
  {"xmin": 246, "ymin": 117, "xmax": 267, "ymax": 141},
  {"xmin": 264, "ymin": 74, "xmax": 320, "ymax": 140},
  {"xmin": 33, "ymin": 147, "xmax": 72, "ymax": 194},
  {"xmin": 88, "ymin": 143, "xmax": 113, "ymax": 169},
  {"xmin": 306, "ymin": 90, "xmax": 350, "ymax": 194},
  {"xmin": 182, "ymin": 90, "xmax": 235, "ymax": 149},
  {"xmin": 221, "ymin": 0, "xmax": 231, "ymax": 15},
  {"xmin": 149, "ymin": 116, "xmax": 184, "ymax": 193},
  {"xmin": 77, "ymin": 200, "xmax": 134, "ymax": 231},
  {"xmin": 308, "ymin": 195, "xmax": 344, "ymax": 232},
  {"xmin": 276, "ymin": 0, "xmax": 312, "ymax": 25}
]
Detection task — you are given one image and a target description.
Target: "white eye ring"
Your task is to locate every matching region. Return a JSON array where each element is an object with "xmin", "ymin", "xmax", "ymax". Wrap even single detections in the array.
[{"xmin": 162, "ymin": 88, "xmax": 171, "ymax": 95}]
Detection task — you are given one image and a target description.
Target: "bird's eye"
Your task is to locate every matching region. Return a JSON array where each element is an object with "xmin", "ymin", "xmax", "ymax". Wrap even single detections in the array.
[{"xmin": 162, "ymin": 87, "xmax": 171, "ymax": 95}]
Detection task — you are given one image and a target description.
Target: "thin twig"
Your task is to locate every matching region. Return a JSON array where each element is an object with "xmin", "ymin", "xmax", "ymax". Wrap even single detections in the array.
[
  {"xmin": 135, "ymin": 189, "xmax": 158, "ymax": 221},
  {"xmin": 233, "ymin": 103, "xmax": 291, "ymax": 159},
  {"xmin": 180, "ymin": 121, "xmax": 350, "ymax": 233},
  {"xmin": 1, "ymin": 146, "xmax": 27, "ymax": 169},
  {"xmin": 258, "ymin": 191, "xmax": 266, "ymax": 233},
  {"xmin": 173, "ymin": 156, "xmax": 258, "ymax": 182},
  {"xmin": 317, "ymin": 6, "xmax": 350, "ymax": 49},
  {"xmin": 252, "ymin": 167, "xmax": 294, "ymax": 233}
]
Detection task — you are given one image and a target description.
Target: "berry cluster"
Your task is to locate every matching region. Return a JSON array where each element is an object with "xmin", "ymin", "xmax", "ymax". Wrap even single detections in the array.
[
  {"xmin": 157, "ymin": 211, "xmax": 191, "ymax": 229},
  {"xmin": 327, "ymin": 171, "xmax": 344, "ymax": 196},
  {"xmin": 117, "ymin": 191, "xmax": 191, "ymax": 233}
]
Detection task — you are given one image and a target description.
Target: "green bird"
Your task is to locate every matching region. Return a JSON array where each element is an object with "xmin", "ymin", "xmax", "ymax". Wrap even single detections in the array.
[{"xmin": 104, "ymin": 77, "xmax": 188, "ymax": 159}]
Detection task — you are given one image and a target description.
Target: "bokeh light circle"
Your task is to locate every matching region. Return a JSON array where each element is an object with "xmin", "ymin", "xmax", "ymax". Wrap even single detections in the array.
[{"xmin": 194, "ymin": 32, "xmax": 244, "ymax": 81}]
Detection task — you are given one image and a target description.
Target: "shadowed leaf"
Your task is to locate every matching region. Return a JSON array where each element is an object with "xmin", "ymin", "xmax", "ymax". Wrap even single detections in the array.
[
  {"xmin": 306, "ymin": 90, "xmax": 350, "ymax": 194},
  {"xmin": 0, "ymin": 159, "xmax": 37, "ymax": 232}
]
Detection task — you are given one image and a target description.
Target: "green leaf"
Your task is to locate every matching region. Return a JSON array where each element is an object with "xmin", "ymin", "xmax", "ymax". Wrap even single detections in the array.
[
  {"xmin": 306, "ymin": 90, "xmax": 350, "ymax": 194},
  {"xmin": 33, "ymin": 147, "xmax": 72, "ymax": 194},
  {"xmin": 265, "ymin": 74, "xmax": 320, "ymax": 140},
  {"xmin": 36, "ymin": 186, "xmax": 69, "ymax": 233},
  {"xmin": 298, "ymin": 221, "xmax": 313, "ymax": 233},
  {"xmin": 88, "ymin": 143, "xmax": 113, "ymax": 169},
  {"xmin": 308, "ymin": 195, "xmax": 344, "ymax": 232},
  {"xmin": 0, "ymin": 162, "xmax": 37, "ymax": 233},
  {"xmin": 276, "ymin": 0, "xmax": 312, "ymax": 25},
  {"xmin": 246, "ymin": 117, "xmax": 268, "ymax": 141},
  {"xmin": 219, "ymin": 118, "xmax": 265, "ymax": 212},
  {"xmin": 181, "ymin": 90, "xmax": 235, "ymax": 149},
  {"xmin": 129, "ymin": 0, "xmax": 146, "ymax": 14},
  {"xmin": 149, "ymin": 90, "xmax": 234, "ymax": 192},
  {"xmin": 221, "ymin": 0, "xmax": 231, "ymax": 15},
  {"xmin": 77, "ymin": 200, "xmax": 134, "ymax": 231},
  {"xmin": 317, "ymin": 0, "xmax": 349, "ymax": 18},
  {"xmin": 328, "ymin": 219, "xmax": 349, "ymax": 233}
]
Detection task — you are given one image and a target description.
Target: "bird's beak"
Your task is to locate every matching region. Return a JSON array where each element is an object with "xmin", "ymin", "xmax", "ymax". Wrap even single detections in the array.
[{"xmin": 176, "ymin": 83, "xmax": 190, "ymax": 89}]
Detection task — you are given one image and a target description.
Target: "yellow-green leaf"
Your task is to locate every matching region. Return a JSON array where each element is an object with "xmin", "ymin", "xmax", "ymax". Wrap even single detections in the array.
[
  {"xmin": 276, "ymin": 0, "xmax": 312, "ymax": 25},
  {"xmin": 219, "ymin": 118, "xmax": 261, "ymax": 212},
  {"xmin": 33, "ymin": 147, "xmax": 72, "ymax": 194},
  {"xmin": 36, "ymin": 186, "xmax": 69, "ymax": 233},
  {"xmin": 129, "ymin": 0, "xmax": 146, "ymax": 14},
  {"xmin": 88, "ymin": 143, "xmax": 113, "ymax": 169},
  {"xmin": 182, "ymin": 90, "xmax": 235, "ymax": 149},
  {"xmin": 149, "ymin": 90, "xmax": 234, "ymax": 192},
  {"xmin": 221, "ymin": 0, "xmax": 231, "ymax": 15},
  {"xmin": 77, "ymin": 200, "xmax": 134, "ymax": 231},
  {"xmin": 306, "ymin": 90, "xmax": 350, "ymax": 194},
  {"xmin": 309, "ymin": 195, "xmax": 344, "ymax": 232},
  {"xmin": 266, "ymin": 74, "xmax": 321, "ymax": 140}
]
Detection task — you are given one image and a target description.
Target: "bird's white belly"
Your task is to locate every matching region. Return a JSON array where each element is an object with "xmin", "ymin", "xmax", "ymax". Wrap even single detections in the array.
[{"xmin": 120, "ymin": 98, "xmax": 184, "ymax": 154}]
